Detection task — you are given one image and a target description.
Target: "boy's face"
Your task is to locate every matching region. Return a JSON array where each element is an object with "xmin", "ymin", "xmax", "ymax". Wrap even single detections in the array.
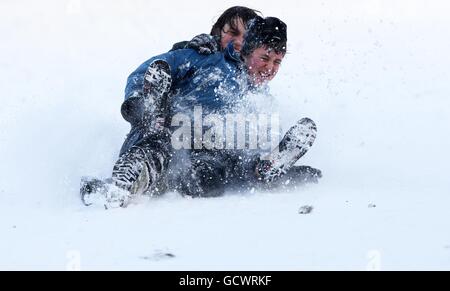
[
  {"xmin": 221, "ymin": 18, "xmax": 245, "ymax": 52},
  {"xmin": 244, "ymin": 47, "xmax": 285, "ymax": 85}
]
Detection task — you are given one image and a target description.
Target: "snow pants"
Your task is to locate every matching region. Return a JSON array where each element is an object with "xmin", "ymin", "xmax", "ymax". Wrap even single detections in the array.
[{"xmin": 119, "ymin": 122, "xmax": 261, "ymax": 197}]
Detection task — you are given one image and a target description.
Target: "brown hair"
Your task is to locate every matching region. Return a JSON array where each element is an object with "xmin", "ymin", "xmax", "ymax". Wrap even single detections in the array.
[{"xmin": 210, "ymin": 6, "xmax": 262, "ymax": 38}]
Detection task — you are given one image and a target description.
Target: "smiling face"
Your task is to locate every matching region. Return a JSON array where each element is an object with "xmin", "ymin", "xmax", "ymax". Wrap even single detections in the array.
[
  {"xmin": 244, "ymin": 46, "xmax": 285, "ymax": 85},
  {"xmin": 220, "ymin": 18, "xmax": 246, "ymax": 52}
]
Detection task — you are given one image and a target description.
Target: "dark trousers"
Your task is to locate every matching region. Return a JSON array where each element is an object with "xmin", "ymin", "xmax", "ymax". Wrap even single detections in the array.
[{"xmin": 119, "ymin": 123, "xmax": 260, "ymax": 197}]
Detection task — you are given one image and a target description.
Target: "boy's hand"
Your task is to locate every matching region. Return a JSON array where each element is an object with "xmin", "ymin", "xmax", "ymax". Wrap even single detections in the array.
[{"xmin": 186, "ymin": 34, "xmax": 219, "ymax": 55}]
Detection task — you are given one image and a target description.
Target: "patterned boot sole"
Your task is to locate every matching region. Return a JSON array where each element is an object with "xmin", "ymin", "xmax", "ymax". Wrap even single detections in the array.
[{"xmin": 259, "ymin": 118, "xmax": 317, "ymax": 182}]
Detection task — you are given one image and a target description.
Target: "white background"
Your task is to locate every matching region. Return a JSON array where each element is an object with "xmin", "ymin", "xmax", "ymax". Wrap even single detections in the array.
[{"xmin": 1, "ymin": 0, "xmax": 450, "ymax": 270}]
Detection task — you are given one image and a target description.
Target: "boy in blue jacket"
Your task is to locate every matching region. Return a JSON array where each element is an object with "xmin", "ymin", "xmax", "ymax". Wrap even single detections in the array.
[{"xmin": 82, "ymin": 17, "xmax": 321, "ymax": 208}]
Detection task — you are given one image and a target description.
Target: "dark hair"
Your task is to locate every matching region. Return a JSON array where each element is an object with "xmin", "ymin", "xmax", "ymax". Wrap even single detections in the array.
[
  {"xmin": 210, "ymin": 6, "xmax": 261, "ymax": 38},
  {"xmin": 241, "ymin": 16, "xmax": 287, "ymax": 57}
]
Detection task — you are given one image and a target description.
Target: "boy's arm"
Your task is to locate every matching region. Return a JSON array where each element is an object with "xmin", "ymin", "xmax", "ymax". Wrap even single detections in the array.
[
  {"xmin": 169, "ymin": 34, "xmax": 219, "ymax": 54},
  {"xmin": 169, "ymin": 41, "xmax": 189, "ymax": 52}
]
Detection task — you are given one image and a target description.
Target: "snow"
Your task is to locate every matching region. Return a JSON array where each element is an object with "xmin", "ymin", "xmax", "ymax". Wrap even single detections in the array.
[{"xmin": 1, "ymin": 0, "xmax": 450, "ymax": 270}]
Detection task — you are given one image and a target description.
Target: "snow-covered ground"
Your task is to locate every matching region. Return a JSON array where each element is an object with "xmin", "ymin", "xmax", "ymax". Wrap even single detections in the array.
[{"xmin": 1, "ymin": 0, "xmax": 450, "ymax": 270}]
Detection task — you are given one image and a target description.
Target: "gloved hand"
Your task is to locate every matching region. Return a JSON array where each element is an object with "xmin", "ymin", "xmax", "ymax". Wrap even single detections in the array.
[{"xmin": 186, "ymin": 33, "xmax": 220, "ymax": 55}]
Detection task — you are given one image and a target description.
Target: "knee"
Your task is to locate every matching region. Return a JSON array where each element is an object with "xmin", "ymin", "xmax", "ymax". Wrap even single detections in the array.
[{"xmin": 121, "ymin": 97, "xmax": 144, "ymax": 126}]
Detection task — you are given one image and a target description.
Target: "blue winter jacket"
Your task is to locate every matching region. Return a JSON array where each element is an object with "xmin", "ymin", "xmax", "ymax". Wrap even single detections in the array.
[{"xmin": 123, "ymin": 43, "xmax": 248, "ymax": 123}]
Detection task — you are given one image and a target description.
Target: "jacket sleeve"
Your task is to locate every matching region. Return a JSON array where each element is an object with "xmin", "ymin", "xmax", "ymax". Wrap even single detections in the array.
[{"xmin": 169, "ymin": 41, "xmax": 189, "ymax": 52}]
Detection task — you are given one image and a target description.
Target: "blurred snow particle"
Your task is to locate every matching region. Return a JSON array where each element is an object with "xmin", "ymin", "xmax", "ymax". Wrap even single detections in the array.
[
  {"xmin": 298, "ymin": 205, "xmax": 313, "ymax": 215},
  {"xmin": 368, "ymin": 203, "xmax": 377, "ymax": 208},
  {"xmin": 66, "ymin": 250, "xmax": 82, "ymax": 271},
  {"xmin": 140, "ymin": 250, "xmax": 176, "ymax": 261},
  {"xmin": 66, "ymin": 0, "xmax": 82, "ymax": 15},
  {"xmin": 366, "ymin": 250, "xmax": 382, "ymax": 271}
]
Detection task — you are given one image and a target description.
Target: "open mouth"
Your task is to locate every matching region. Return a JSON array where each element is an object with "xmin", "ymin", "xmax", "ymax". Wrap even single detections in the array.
[{"xmin": 259, "ymin": 72, "xmax": 272, "ymax": 79}]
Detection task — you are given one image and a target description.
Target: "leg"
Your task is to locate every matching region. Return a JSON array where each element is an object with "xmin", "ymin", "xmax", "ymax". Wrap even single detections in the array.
[
  {"xmin": 112, "ymin": 60, "xmax": 174, "ymax": 198},
  {"xmin": 261, "ymin": 165, "xmax": 322, "ymax": 191},
  {"xmin": 173, "ymin": 150, "xmax": 228, "ymax": 198},
  {"xmin": 81, "ymin": 60, "xmax": 173, "ymax": 207},
  {"xmin": 81, "ymin": 129, "xmax": 172, "ymax": 208},
  {"xmin": 112, "ymin": 130, "xmax": 172, "ymax": 198}
]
